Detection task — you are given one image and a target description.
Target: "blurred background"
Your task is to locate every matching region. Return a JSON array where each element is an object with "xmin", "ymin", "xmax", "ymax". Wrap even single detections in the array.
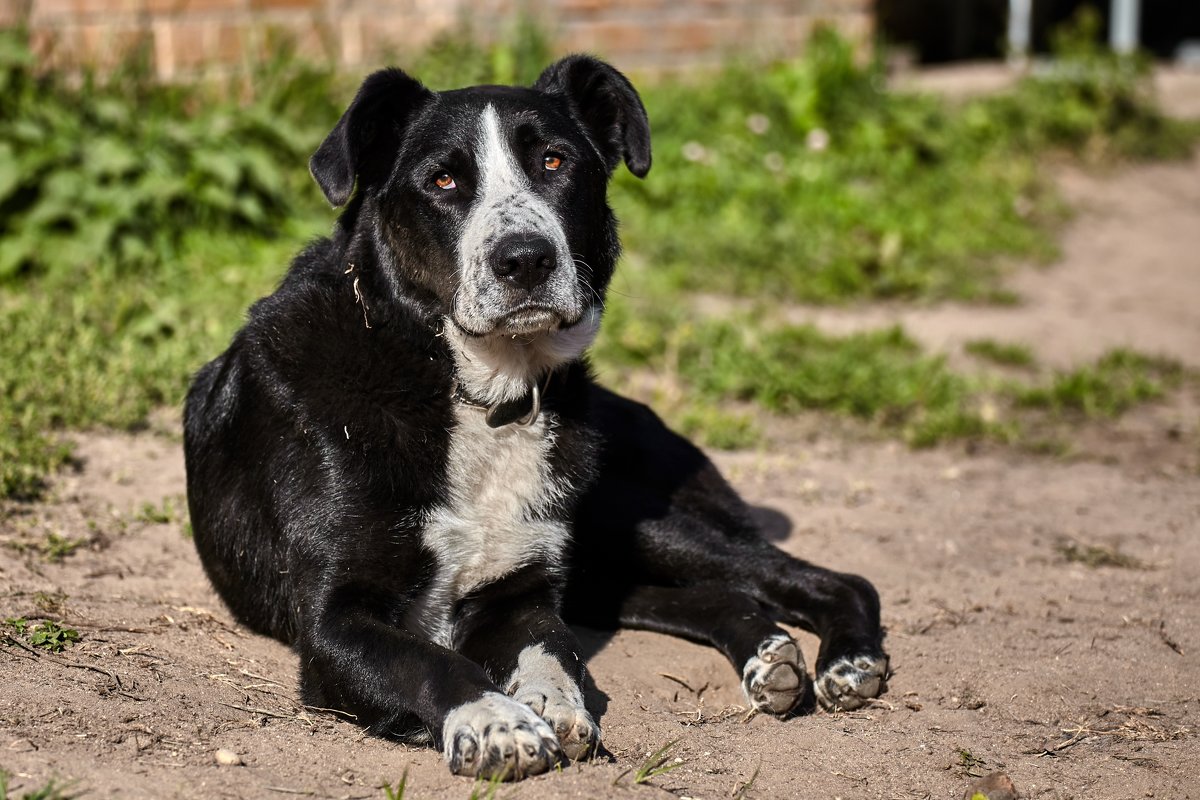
[{"xmin": 1, "ymin": 0, "xmax": 1198, "ymax": 499}]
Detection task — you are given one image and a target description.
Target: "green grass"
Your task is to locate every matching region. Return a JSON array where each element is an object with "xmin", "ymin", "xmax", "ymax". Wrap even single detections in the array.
[
  {"xmin": 381, "ymin": 770, "xmax": 408, "ymax": 800},
  {"xmin": 613, "ymin": 739, "xmax": 685, "ymax": 786},
  {"xmin": 0, "ymin": 770, "xmax": 77, "ymax": 800},
  {"xmin": 0, "ymin": 19, "xmax": 1195, "ymax": 498},
  {"xmin": 596, "ymin": 298, "xmax": 1184, "ymax": 449},
  {"xmin": 1016, "ymin": 349, "xmax": 1182, "ymax": 416},
  {"xmin": 965, "ymin": 339, "xmax": 1037, "ymax": 368}
]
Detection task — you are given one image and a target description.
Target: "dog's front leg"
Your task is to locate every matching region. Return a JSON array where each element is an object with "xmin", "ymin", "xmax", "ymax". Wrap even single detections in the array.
[
  {"xmin": 298, "ymin": 585, "xmax": 566, "ymax": 780},
  {"xmin": 453, "ymin": 564, "xmax": 600, "ymax": 764}
]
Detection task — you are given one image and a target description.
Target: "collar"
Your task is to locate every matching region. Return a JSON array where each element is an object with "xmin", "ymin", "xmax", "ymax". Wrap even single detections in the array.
[{"xmin": 453, "ymin": 371, "xmax": 552, "ymax": 429}]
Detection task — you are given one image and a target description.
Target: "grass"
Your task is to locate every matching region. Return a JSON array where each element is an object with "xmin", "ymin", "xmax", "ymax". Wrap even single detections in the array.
[
  {"xmin": 612, "ymin": 739, "xmax": 685, "ymax": 786},
  {"xmin": 1016, "ymin": 349, "xmax": 1182, "ymax": 416},
  {"xmin": 0, "ymin": 771, "xmax": 76, "ymax": 800},
  {"xmin": 965, "ymin": 339, "xmax": 1037, "ymax": 368},
  {"xmin": 135, "ymin": 496, "xmax": 186, "ymax": 525},
  {"xmin": 597, "ymin": 300, "xmax": 1185, "ymax": 450},
  {"xmin": 381, "ymin": 770, "xmax": 408, "ymax": 800},
  {"xmin": 0, "ymin": 18, "xmax": 1195, "ymax": 499},
  {"xmin": 466, "ymin": 771, "xmax": 506, "ymax": 800},
  {"xmin": 3, "ymin": 530, "xmax": 86, "ymax": 562}
]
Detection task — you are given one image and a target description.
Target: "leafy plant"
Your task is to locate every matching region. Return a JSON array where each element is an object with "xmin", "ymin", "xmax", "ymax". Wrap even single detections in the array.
[{"xmin": 28, "ymin": 621, "xmax": 81, "ymax": 652}]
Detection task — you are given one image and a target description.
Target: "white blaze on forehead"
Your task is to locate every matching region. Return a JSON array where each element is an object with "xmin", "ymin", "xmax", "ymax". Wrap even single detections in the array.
[{"xmin": 476, "ymin": 103, "xmax": 529, "ymax": 199}]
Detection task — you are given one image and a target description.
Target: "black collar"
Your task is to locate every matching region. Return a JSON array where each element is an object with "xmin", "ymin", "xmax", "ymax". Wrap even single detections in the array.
[{"xmin": 453, "ymin": 372, "xmax": 551, "ymax": 429}]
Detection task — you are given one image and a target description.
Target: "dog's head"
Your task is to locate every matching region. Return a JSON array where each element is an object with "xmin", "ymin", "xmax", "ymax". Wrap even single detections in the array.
[{"xmin": 310, "ymin": 56, "xmax": 650, "ymax": 392}]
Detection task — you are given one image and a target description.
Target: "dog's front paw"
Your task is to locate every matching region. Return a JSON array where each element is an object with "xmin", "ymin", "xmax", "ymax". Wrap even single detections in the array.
[
  {"xmin": 742, "ymin": 633, "xmax": 808, "ymax": 715},
  {"xmin": 443, "ymin": 693, "xmax": 565, "ymax": 780},
  {"xmin": 814, "ymin": 653, "xmax": 889, "ymax": 711},
  {"xmin": 513, "ymin": 685, "xmax": 599, "ymax": 761}
]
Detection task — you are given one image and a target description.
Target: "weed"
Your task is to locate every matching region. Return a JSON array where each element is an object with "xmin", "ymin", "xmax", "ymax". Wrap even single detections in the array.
[
  {"xmin": 0, "ymin": 769, "xmax": 77, "ymax": 800},
  {"xmin": 732, "ymin": 759, "xmax": 762, "ymax": 799},
  {"xmin": 381, "ymin": 770, "xmax": 408, "ymax": 800},
  {"xmin": 964, "ymin": 339, "xmax": 1036, "ymax": 368},
  {"xmin": 4, "ymin": 617, "xmax": 29, "ymax": 635},
  {"xmin": 1056, "ymin": 539, "xmax": 1147, "ymax": 569},
  {"xmin": 28, "ymin": 621, "xmax": 81, "ymax": 652},
  {"xmin": 466, "ymin": 769, "xmax": 506, "ymax": 800},
  {"xmin": 135, "ymin": 496, "xmax": 182, "ymax": 524},
  {"xmin": 632, "ymin": 739, "xmax": 685, "ymax": 785},
  {"xmin": 40, "ymin": 533, "xmax": 83, "ymax": 563},
  {"xmin": 956, "ymin": 747, "xmax": 987, "ymax": 777}
]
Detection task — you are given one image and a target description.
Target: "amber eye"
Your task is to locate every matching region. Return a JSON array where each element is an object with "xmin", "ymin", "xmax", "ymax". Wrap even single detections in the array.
[
  {"xmin": 434, "ymin": 171, "xmax": 456, "ymax": 190},
  {"xmin": 543, "ymin": 153, "xmax": 563, "ymax": 171}
]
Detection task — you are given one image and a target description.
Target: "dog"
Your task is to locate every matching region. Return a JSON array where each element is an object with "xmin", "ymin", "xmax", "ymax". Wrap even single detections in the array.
[{"xmin": 183, "ymin": 55, "xmax": 888, "ymax": 781}]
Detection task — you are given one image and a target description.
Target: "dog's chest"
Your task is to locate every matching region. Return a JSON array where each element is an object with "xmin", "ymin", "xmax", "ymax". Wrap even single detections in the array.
[{"xmin": 415, "ymin": 407, "xmax": 569, "ymax": 645}]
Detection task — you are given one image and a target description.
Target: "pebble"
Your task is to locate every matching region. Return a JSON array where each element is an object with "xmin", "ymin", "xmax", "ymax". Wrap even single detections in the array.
[{"xmin": 214, "ymin": 748, "xmax": 243, "ymax": 766}]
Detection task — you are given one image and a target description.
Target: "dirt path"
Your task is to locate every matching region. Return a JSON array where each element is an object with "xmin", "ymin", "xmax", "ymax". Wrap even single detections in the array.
[{"xmin": 2, "ymin": 159, "xmax": 1198, "ymax": 799}]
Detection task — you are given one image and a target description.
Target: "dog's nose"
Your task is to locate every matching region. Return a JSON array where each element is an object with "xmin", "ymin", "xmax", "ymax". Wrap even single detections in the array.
[{"xmin": 490, "ymin": 235, "xmax": 557, "ymax": 292}]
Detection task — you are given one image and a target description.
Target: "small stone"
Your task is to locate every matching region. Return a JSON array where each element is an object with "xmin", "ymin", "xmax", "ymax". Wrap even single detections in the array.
[
  {"xmin": 963, "ymin": 772, "xmax": 1019, "ymax": 800},
  {"xmin": 214, "ymin": 748, "xmax": 243, "ymax": 766}
]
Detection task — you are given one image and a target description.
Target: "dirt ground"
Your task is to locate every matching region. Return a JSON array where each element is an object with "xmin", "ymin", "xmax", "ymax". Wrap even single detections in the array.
[{"xmin": 3, "ymin": 123, "xmax": 1199, "ymax": 800}]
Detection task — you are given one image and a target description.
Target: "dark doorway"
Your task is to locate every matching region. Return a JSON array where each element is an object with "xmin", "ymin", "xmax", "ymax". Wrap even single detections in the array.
[{"xmin": 877, "ymin": 0, "xmax": 1200, "ymax": 63}]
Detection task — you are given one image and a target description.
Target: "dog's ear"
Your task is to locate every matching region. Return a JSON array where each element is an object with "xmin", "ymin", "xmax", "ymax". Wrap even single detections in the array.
[
  {"xmin": 534, "ymin": 55, "xmax": 651, "ymax": 179},
  {"xmin": 309, "ymin": 68, "xmax": 433, "ymax": 207}
]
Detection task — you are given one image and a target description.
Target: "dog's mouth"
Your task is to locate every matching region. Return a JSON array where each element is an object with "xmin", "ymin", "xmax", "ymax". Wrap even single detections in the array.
[{"xmin": 454, "ymin": 304, "xmax": 582, "ymax": 338}]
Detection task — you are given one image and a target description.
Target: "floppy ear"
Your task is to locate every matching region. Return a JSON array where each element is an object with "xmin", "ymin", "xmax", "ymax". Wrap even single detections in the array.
[
  {"xmin": 309, "ymin": 68, "xmax": 433, "ymax": 207},
  {"xmin": 533, "ymin": 55, "xmax": 651, "ymax": 179}
]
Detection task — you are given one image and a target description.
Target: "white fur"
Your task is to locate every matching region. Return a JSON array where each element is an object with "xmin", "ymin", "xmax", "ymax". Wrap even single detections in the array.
[
  {"xmin": 505, "ymin": 643, "xmax": 584, "ymax": 708},
  {"xmin": 453, "ymin": 104, "xmax": 582, "ymax": 337},
  {"xmin": 445, "ymin": 304, "xmax": 601, "ymax": 404},
  {"xmin": 505, "ymin": 644, "xmax": 599, "ymax": 760},
  {"xmin": 412, "ymin": 406, "xmax": 570, "ymax": 647}
]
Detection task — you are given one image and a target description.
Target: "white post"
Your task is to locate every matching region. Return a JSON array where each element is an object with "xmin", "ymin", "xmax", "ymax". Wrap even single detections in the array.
[
  {"xmin": 1110, "ymin": 0, "xmax": 1141, "ymax": 54},
  {"xmin": 1008, "ymin": 0, "xmax": 1033, "ymax": 62}
]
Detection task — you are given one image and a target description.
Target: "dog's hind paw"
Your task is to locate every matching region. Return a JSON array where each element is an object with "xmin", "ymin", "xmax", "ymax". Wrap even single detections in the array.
[
  {"xmin": 443, "ymin": 693, "xmax": 565, "ymax": 780},
  {"xmin": 513, "ymin": 686, "xmax": 599, "ymax": 761},
  {"xmin": 814, "ymin": 653, "xmax": 889, "ymax": 712},
  {"xmin": 742, "ymin": 633, "xmax": 808, "ymax": 716}
]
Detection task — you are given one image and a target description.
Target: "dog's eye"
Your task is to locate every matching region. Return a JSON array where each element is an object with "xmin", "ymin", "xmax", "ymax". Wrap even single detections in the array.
[
  {"xmin": 434, "ymin": 172, "xmax": 456, "ymax": 190},
  {"xmin": 543, "ymin": 153, "xmax": 563, "ymax": 171}
]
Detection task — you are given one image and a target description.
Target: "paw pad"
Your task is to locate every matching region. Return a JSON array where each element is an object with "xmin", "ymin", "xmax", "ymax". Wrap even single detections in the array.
[
  {"xmin": 742, "ymin": 634, "xmax": 809, "ymax": 716},
  {"xmin": 814, "ymin": 654, "xmax": 889, "ymax": 711},
  {"xmin": 443, "ymin": 693, "xmax": 565, "ymax": 779}
]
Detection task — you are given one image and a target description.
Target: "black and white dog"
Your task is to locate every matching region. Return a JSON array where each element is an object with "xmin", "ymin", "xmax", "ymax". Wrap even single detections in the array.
[{"xmin": 183, "ymin": 56, "xmax": 887, "ymax": 781}]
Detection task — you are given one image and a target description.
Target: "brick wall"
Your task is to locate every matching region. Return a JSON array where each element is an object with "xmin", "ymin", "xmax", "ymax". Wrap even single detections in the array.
[{"xmin": 2, "ymin": 0, "xmax": 873, "ymax": 78}]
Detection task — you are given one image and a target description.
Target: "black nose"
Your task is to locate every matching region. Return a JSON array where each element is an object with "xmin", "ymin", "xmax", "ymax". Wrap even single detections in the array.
[{"xmin": 490, "ymin": 235, "xmax": 557, "ymax": 292}]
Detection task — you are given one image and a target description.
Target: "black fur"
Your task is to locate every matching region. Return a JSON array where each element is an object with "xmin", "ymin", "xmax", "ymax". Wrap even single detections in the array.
[{"xmin": 184, "ymin": 56, "xmax": 887, "ymax": 781}]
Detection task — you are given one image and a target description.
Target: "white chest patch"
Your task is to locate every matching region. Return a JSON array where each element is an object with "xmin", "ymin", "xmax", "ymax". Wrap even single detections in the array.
[{"xmin": 414, "ymin": 405, "xmax": 569, "ymax": 647}]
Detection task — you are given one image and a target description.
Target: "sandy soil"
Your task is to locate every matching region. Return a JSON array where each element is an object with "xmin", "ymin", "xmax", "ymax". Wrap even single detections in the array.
[{"xmin": 2, "ymin": 155, "xmax": 1199, "ymax": 800}]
